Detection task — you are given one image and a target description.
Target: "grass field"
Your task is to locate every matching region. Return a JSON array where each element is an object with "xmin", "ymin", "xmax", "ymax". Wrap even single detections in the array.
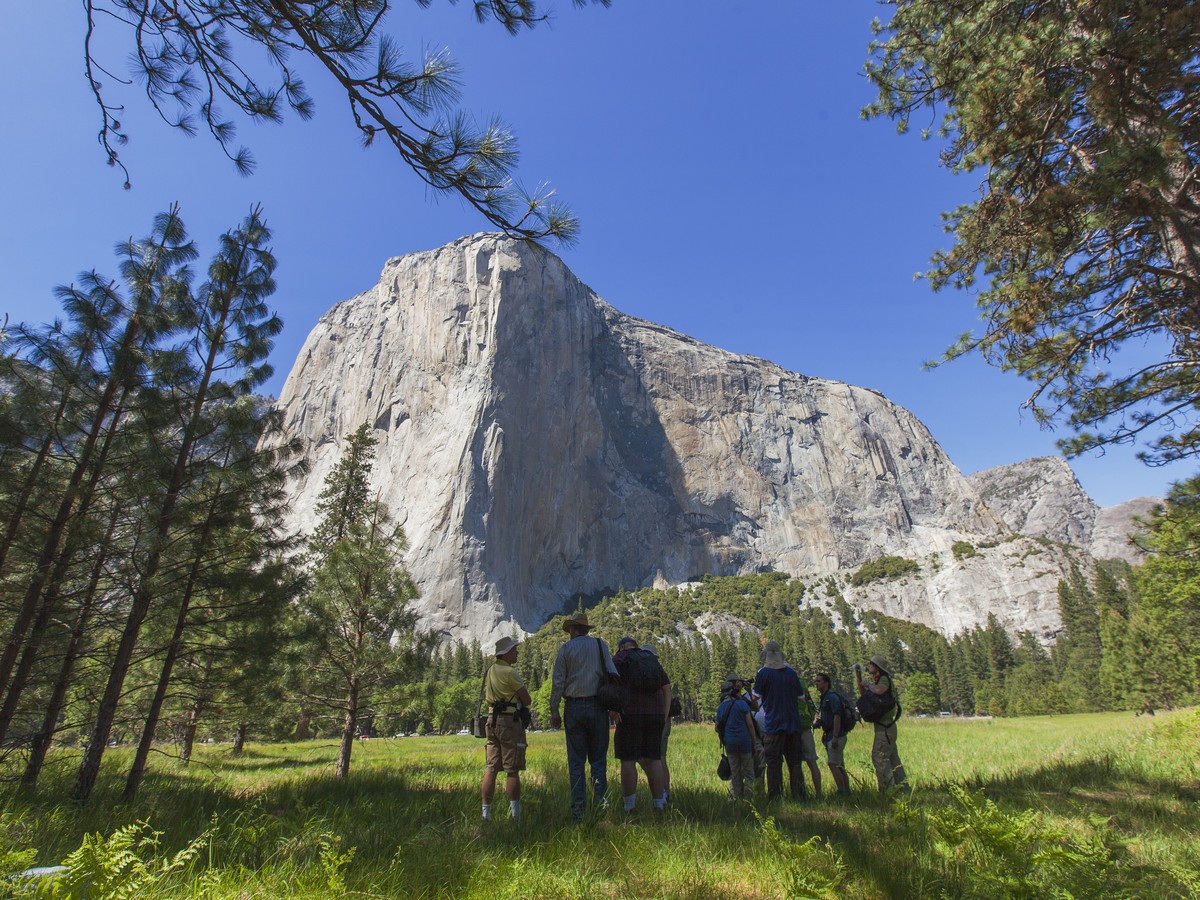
[{"xmin": 2, "ymin": 710, "xmax": 1198, "ymax": 898}]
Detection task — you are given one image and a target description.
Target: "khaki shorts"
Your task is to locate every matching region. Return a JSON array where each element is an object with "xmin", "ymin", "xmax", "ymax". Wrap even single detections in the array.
[
  {"xmin": 485, "ymin": 716, "xmax": 527, "ymax": 774},
  {"xmin": 823, "ymin": 735, "xmax": 845, "ymax": 767},
  {"xmin": 798, "ymin": 728, "xmax": 817, "ymax": 763}
]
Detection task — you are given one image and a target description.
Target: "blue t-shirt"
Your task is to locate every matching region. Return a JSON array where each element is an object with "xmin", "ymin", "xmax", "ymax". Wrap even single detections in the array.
[
  {"xmin": 753, "ymin": 665, "xmax": 805, "ymax": 734},
  {"xmin": 817, "ymin": 690, "xmax": 845, "ymax": 740},
  {"xmin": 716, "ymin": 697, "xmax": 754, "ymax": 753}
]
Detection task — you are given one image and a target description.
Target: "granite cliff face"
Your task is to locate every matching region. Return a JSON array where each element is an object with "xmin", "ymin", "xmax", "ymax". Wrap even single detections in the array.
[
  {"xmin": 273, "ymin": 234, "xmax": 1148, "ymax": 643},
  {"xmin": 967, "ymin": 457, "xmax": 1155, "ymax": 564}
]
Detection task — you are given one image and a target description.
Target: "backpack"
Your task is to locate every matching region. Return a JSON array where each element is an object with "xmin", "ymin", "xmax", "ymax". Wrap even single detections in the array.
[
  {"xmin": 833, "ymin": 692, "xmax": 858, "ymax": 733},
  {"xmin": 856, "ymin": 688, "xmax": 896, "ymax": 723},
  {"xmin": 617, "ymin": 648, "xmax": 669, "ymax": 695}
]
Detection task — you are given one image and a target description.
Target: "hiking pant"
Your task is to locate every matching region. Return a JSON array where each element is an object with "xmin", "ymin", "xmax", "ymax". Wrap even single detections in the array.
[
  {"xmin": 564, "ymin": 697, "xmax": 610, "ymax": 815},
  {"xmin": 726, "ymin": 751, "xmax": 756, "ymax": 801},
  {"xmin": 871, "ymin": 722, "xmax": 908, "ymax": 793},
  {"xmin": 763, "ymin": 730, "xmax": 808, "ymax": 799}
]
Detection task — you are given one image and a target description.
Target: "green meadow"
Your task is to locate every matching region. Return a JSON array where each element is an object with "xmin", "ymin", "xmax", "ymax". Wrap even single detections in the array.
[{"xmin": 3, "ymin": 709, "xmax": 1198, "ymax": 898}]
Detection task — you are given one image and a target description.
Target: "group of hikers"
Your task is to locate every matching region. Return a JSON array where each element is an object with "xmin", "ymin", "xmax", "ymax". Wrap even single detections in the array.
[{"xmin": 478, "ymin": 612, "xmax": 908, "ymax": 822}]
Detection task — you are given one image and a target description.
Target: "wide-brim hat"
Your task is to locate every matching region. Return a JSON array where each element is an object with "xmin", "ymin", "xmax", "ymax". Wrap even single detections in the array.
[
  {"xmin": 562, "ymin": 612, "xmax": 592, "ymax": 633},
  {"xmin": 641, "ymin": 643, "xmax": 658, "ymax": 656},
  {"xmin": 495, "ymin": 636, "xmax": 520, "ymax": 656},
  {"xmin": 869, "ymin": 654, "xmax": 892, "ymax": 676},
  {"xmin": 760, "ymin": 641, "xmax": 787, "ymax": 669}
]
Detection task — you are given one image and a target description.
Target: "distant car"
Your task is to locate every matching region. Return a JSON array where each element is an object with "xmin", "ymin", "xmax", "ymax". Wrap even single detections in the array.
[{"xmin": 939, "ymin": 711, "xmax": 952, "ymax": 718}]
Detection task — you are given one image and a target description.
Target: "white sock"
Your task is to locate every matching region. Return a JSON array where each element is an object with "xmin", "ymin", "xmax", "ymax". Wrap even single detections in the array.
[
  {"xmin": 509, "ymin": 799, "xmax": 521, "ymax": 820},
  {"xmin": 623, "ymin": 794, "xmax": 636, "ymax": 811},
  {"xmin": 653, "ymin": 796, "xmax": 666, "ymax": 810},
  {"xmin": 482, "ymin": 803, "xmax": 492, "ymax": 820}
]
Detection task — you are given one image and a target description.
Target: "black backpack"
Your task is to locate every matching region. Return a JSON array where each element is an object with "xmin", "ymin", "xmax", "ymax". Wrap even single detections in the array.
[
  {"xmin": 617, "ymin": 648, "xmax": 669, "ymax": 695},
  {"xmin": 857, "ymin": 688, "xmax": 896, "ymax": 723},
  {"xmin": 833, "ymin": 692, "xmax": 858, "ymax": 733}
]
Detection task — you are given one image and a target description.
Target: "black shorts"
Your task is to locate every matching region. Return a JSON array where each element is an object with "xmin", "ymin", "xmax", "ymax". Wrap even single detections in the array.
[{"xmin": 614, "ymin": 713, "xmax": 666, "ymax": 761}]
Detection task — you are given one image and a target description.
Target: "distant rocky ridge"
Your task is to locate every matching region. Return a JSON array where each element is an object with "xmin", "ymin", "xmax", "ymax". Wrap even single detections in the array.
[
  {"xmin": 272, "ymin": 234, "xmax": 1158, "ymax": 644},
  {"xmin": 967, "ymin": 456, "xmax": 1156, "ymax": 564}
]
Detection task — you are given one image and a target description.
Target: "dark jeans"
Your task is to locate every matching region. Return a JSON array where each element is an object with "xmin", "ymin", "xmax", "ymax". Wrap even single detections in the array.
[
  {"xmin": 763, "ymin": 730, "xmax": 808, "ymax": 799},
  {"xmin": 564, "ymin": 697, "xmax": 610, "ymax": 815}
]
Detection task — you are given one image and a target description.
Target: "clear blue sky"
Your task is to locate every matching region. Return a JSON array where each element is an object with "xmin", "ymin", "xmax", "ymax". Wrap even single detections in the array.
[{"xmin": 1, "ymin": 2, "xmax": 1187, "ymax": 507}]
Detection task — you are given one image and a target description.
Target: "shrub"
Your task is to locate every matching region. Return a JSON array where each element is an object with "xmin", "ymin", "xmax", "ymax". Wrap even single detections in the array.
[
  {"xmin": 952, "ymin": 541, "xmax": 978, "ymax": 560},
  {"xmin": 850, "ymin": 556, "xmax": 919, "ymax": 586}
]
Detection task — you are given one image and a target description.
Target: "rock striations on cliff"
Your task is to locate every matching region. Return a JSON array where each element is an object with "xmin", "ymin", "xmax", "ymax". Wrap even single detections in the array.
[{"xmin": 273, "ymin": 234, "xmax": 1152, "ymax": 643}]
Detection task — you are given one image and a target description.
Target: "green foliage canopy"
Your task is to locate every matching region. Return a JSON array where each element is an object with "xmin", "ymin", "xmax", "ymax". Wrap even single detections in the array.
[
  {"xmin": 850, "ymin": 555, "xmax": 920, "ymax": 586},
  {"xmin": 82, "ymin": 1, "xmax": 612, "ymax": 243},
  {"xmin": 865, "ymin": 1, "xmax": 1200, "ymax": 464}
]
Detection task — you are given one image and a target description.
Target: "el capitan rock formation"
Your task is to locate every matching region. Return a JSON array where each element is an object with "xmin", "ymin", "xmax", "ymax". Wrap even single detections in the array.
[{"xmin": 273, "ymin": 234, "xmax": 1152, "ymax": 642}]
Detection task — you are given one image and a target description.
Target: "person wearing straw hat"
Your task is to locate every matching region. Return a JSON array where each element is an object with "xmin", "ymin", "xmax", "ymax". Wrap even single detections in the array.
[
  {"xmin": 753, "ymin": 641, "xmax": 818, "ymax": 801},
  {"xmin": 481, "ymin": 636, "xmax": 532, "ymax": 822},
  {"xmin": 549, "ymin": 612, "xmax": 620, "ymax": 820},
  {"xmin": 855, "ymin": 654, "xmax": 909, "ymax": 794}
]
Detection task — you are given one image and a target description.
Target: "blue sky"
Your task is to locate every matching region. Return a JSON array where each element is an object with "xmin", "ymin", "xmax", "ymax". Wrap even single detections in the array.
[{"xmin": 1, "ymin": 2, "xmax": 1188, "ymax": 507}]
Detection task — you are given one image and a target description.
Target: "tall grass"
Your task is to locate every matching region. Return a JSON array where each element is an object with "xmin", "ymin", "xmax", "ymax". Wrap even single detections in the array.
[{"xmin": 2, "ymin": 710, "xmax": 1197, "ymax": 898}]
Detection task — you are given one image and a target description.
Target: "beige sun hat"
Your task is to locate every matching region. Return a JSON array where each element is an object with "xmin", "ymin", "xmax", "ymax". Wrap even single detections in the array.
[
  {"xmin": 760, "ymin": 640, "xmax": 787, "ymax": 669},
  {"xmin": 495, "ymin": 636, "xmax": 520, "ymax": 656},
  {"xmin": 869, "ymin": 654, "xmax": 892, "ymax": 676},
  {"xmin": 562, "ymin": 611, "xmax": 592, "ymax": 633}
]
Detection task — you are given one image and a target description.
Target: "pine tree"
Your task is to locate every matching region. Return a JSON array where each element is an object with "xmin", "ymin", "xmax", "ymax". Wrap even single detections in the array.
[
  {"xmin": 0, "ymin": 208, "xmax": 196, "ymax": 738},
  {"xmin": 1053, "ymin": 569, "xmax": 1105, "ymax": 711},
  {"xmin": 308, "ymin": 423, "xmax": 377, "ymax": 566},
  {"xmin": 866, "ymin": 1, "xmax": 1200, "ymax": 464},
  {"xmin": 292, "ymin": 428, "xmax": 431, "ymax": 778},
  {"xmin": 74, "ymin": 206, "xmax": 280, "ymax": 802}
]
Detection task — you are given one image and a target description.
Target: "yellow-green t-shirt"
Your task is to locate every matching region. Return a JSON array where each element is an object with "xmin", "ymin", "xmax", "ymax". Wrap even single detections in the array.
[{"xmin": 485, "ymin": 660, "xmax": 526, "ymax": 704}]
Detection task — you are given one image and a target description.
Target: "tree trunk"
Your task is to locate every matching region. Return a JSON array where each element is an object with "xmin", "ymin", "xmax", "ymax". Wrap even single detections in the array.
[
  {"xmin": 232, "ymin": 723, "xmax": 247, "ymax": 755},
  {"xmin": 0, "ymin": 405, "xmax": 68, "ymax": 575},
  {"xmin": 123, "ymin": 510, "xmax": 216, "ymax": 800},
  {"xmin": 0, "ymin": 381, "xmax": 130, "ymax": 712},
  {"xmin": 295, "ymin": 708, "xmax": 313, "ymax": 741},
  {"xmin": 0, "ymin": 437, "xmax": 118, "ymax": 744},
  {"xmin": 335, "ymin": 680, "xmax": 359, "ymax": 780},
  {"xmin": 20, "ymin": 503, "xmax": 119, "ymax": 790},
  {"xmin": 123, "ymin": 619, "xmax": 186, "ymax": 798},
  {"xmin": 179, "ymin": 702, "xmax": 201, "ymax": 766},
  {"xmin": 73, "ymin": 280, "xmax": 235, "ymax": 803}
]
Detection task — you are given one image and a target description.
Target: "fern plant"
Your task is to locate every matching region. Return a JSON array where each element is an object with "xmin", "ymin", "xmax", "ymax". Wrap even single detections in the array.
[
  {"xmin": 755, "ymin": 809, "xmax": 846, "ymax": 899},
  {"xmin": 51, "ymin": 821, "xmax": 209, "ymax": 899},
  {"xmin": 921, "ymin": 785, "xmax": 1113, "ymax": 898}
]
